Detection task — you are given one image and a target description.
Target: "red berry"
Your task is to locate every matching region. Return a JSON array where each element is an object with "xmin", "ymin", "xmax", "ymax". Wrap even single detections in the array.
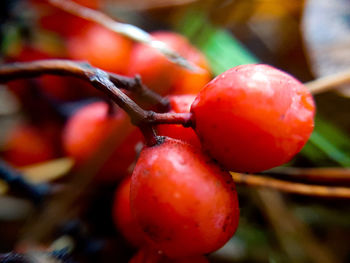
[
  {"xmin": 3, "ymin": 124, "xmax": 56, "ymax": 167},
  {"xmin": 113, "ymin": 176, "xmax": 145, "ymax": 247},
  {"xmin": 191, "ymin": 64, "xmax": 315, "ymax": 173},
  {"xmin": 171, "ymin": 45, "xmax": 211, "ymax": 95},
  {"xmin": 128, "ymin": 31, "xmax": 210, "ymax": 95},
  {"xmin": 130, "ymin": 138, "xmax": 239, "ymax": 258},
  {"xmin": 33, "ymin": 0, "xmax": 100, "ymax": 36},
  {"xmin": 157, "ymin": 95, "xmax": 200, "ymax": 148},
  {"xmin": 63, "ymin": 101, "xmax": 142, "ymax": 181},
  {"xmin": 67, "ymin": 24, "xmax": 133, "ymax": 74}
]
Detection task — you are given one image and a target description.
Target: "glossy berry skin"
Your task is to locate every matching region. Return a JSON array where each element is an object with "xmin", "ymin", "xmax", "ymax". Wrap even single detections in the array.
[
  {"xmin": 128, "ymin": 31, "xmax": 211, "ymax": 95},
  {"xmin": 3, "ymin": 124, "xmax": 56, "ymax": 167},
  {"xmin": 191, "ymin": 64, "xmax": 315, "ymax": 173},
  {"xmin": 157, "ymin": 95, "xmax": 200, "ymax": 148},
  {"xmin": 67, "ymin": 24, "xmax": 132, "ymax": 74},
  {"xmin": 129, "ymin": 247, "xmax": 209, "ymax": 263},
  {"xmin": 63, "ymin": 102, "xmax": 142, "ymax": 181},
  {"xmin": 113, "ymin": 176, "xmax": 145, "ymax": 247},
  {"xmin": 130, "ymin": 138, "xmax": 239, "ymax": 258}
]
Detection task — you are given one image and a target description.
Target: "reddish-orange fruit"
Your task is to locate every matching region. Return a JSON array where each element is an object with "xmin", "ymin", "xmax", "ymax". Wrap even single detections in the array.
[
  {"xmin": 171, "ymin": 45, "xmax": 211, "ymax": 95},
  {"xmin": 113, "ymin": 176, "xmax": 145, "ymax": 247},
  {"xmin": 67, "ymin": 24, "xmax": 133, "ymax": 74},
  {"xmin": 32, "ymin": 0, "xmax": 99, "ymax": 36},
  {"xmin": 63, "ymin": 101, "xmax": 142, "ymax": 181},
  {"xmin": 191, "ymin": 64, "xmax": 315, "ymax": 173},
  {"xmin": 129, "ymin": 247, "xmax": 209, "ymax": 263},
  {"xmin": 157, "ymin": 95, "xmax": 200, "ymax": 148},
  {"xmin": 3, "ymin": 124, "xmax": 55, "ymax": 167},
  {"xmin": 128, "ymin": 31, "xmax": 210, "ymax": 95},
  {"xmin": 130, "ymin": 138, "xmax": 239, "ymax": 258}
]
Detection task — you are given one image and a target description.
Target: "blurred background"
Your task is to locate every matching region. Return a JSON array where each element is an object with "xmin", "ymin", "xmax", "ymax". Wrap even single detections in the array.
[{"xmin": 1, "ymin": 0, "xmax": 350, "ymax": 262}]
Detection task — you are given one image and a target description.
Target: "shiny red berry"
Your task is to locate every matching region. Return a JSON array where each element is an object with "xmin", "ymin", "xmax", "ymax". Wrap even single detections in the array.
[
  {"xmin": 191, "ymin": 64, "xmax": 315, "ymax": 173},
  {"xmin": 130, "ymin": 138, "xmax": 239, "ymax": 258}
]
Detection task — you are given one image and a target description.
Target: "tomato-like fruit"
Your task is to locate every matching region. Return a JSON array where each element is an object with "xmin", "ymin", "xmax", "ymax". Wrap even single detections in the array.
[
  {"xmin": 113, "ymin": 176, "xmax": 145, "ymax": 247},
  {"xmin": 191, "ymin": 64, "xmax": 315, "ymax": 173},
  {"xmin": 67, "ymin": 24, "xmax": 132, "ymax": 74},
  {"xmin": 3, "ymin": 124, "xmax": 56, "ymax": 167},
  {"xmin": 130, "ymin": 138, "xmax": 239, "ymax": 258},
  {"xmin": 63, "ymin": 101, "xmax": 142, "ymax": 181},
  {"xmin": 128, "ymin": 31, "xmax": 210, "ymax": 95},
  {"xmin": 157, "ymin": 95, "xmax": 200, "ymax": 148},
  {"xmin": 129, "ymin": 247, "xmax": 209, "ymax": 263}
]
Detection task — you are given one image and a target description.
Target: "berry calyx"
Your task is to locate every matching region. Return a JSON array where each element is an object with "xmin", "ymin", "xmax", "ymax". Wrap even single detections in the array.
[
  {"xmin": 191, "ymin": 64, "xmax": 315, "ymax": 172},
  {"xmin": 130, "ymin": 138, "xmax": 239, "ymax": 258}
]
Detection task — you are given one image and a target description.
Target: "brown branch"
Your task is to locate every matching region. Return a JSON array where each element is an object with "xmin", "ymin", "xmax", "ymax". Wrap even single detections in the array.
[
  {"xmin": 268, "ymin": 167, "xmax": 350, "ymax": 184},
  {"xmin": 0, "ymin": 59, "xmax": 168, "ymax": 109},
  {"xmin": 48, "ymin": 0, "xmax": 200, "ymax": 72},
  {"xmin": 0, "ymin": 60, "xmax": 192, "ymax": 144},
  {"xmin": 231, "ymin": 172, "xmax": 350, "ymax": 198},
  {"xmin": 306, "ymin": 68, "xmax": 350, "ymax": 94}
]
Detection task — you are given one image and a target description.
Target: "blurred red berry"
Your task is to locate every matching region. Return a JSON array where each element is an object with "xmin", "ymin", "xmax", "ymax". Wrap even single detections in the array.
[
  {"xmin": 128, "ymin": 31, "xmax": 211, "ymax": 96},
  {"xmin": 113, "ymin": 176, "xmax": 145, "ymax": 247},
  {"xmin": 3, "ymin": 124, "xmax": 56, "ymax": 167},
  {"xmin": 63, "ymin": 101, "xmax": 142, "ymax": 181},
  {"xmin": 67, "ymin": 24, "xmax": 133, "ymax": 74}
]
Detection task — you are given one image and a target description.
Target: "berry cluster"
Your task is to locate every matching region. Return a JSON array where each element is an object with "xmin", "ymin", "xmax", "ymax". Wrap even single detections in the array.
[{"xmin": 0, "ymin": 0, "xmax": 315, "ymax": 262}]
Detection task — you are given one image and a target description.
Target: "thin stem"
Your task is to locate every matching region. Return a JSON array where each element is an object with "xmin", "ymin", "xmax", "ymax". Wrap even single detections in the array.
[
  {"xmin": 0, "ymin": 59, "xmax": 168, "ymax": 108},
  {"xmin": 268, "ymin": 167, "xmax": 350, "ymax": 184},
  {"xmin": 306, "ymin": 68, "xmax": 350, "ymax": 94},
  {"xmin": 231, "ymin": 172, "xmax": 350, "ymax": 199},
  {"xmin": 48, "ymin": 0, "xmax": 200, "ymax": 72},
  {"xmin": 0, "ymin": 60, "xmax": 193, "ymax": 145},
  {"xmin": 149, "ymin": 112, "xmax": 193, "ymax": 126}
]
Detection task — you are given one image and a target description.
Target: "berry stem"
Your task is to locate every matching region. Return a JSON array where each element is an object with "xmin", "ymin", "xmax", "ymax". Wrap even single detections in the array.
[
  {"xmin": 231, "ymin": 172, "xmax": 350, "ymax": 199},
  {"xmin": 0, "ymin": 60, "xmax": 168, "ymax": 109},
  {"xmin": 0, "ymin": 60, "xmax": 193, "ymax": 144},
  {"xmin": 48, "ymin": 0, "xmax": 200, "ymax": 71},
  {"xmin": 305, "ymin": 68, "xmax": 350, "ymax": 94},
  {"xmin": 268, "ymin": 167, "xmax": 350, "ymax": 184}
]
